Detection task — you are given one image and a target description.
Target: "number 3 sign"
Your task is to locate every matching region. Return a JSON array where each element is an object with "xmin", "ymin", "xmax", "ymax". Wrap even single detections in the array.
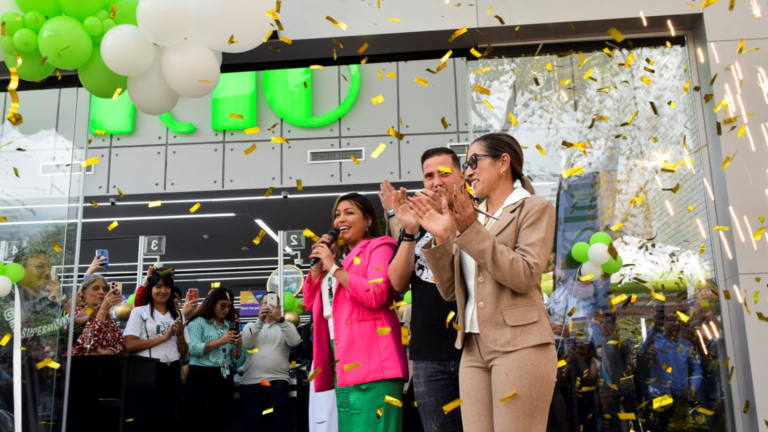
[{"xmin": 144, "ymin": 236, "xmax": 166, "ymax": 255}]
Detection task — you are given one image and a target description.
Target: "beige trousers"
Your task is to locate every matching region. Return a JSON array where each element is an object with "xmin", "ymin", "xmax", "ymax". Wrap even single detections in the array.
[{"xmin": 460, "ymin": 333, "xmax": 557, "ymax": 432}]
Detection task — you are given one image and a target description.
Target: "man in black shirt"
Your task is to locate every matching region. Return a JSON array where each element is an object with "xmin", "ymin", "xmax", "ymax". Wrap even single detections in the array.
[{"xmin": 382, "ymin": 148, "xmax": 465, "ymax": 432}]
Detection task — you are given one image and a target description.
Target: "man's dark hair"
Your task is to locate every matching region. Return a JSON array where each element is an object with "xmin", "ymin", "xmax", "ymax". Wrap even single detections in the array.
[
  {"xmin": 420, "ymin": 147, "xmax": 461, "ymax": 171},
  {"xmin": 13, "ymin": 246, "xmax": 50, "ymax": 266}
]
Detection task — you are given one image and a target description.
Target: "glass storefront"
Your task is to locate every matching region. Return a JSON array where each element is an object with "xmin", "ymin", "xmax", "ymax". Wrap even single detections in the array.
[{"xmin": 469, "ymin": 40, "xmax": 728, "ymax": 431}]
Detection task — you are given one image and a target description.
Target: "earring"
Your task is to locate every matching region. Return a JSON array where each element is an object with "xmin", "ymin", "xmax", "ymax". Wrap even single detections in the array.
[{"xmin": 501, "ymin": 170, "xmax": 505, "ymax": 175}]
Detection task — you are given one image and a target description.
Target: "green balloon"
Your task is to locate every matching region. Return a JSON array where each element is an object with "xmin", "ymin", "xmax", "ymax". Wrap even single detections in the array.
[
  {"xmin": 78, "ymin": 45, "xmax": 126, "ymax": 98},
  {"xmin": 293, "ymin": 300, "xmax": 305, "ymax": 314},
  {"xmin": 282, "ymin": 292, "xmax": 296, "ymax": 310},
  {"xmin": 571, "ymin": 242, "xmax": 590, "ymax": 263},
  {"xmin": 404, "ymin": 290, "xmax": 412, "ymax": 304},
  {"xmin": 601, "ymin": 255, "xmax": 623, "ymax": 274},
  {"xmin": 12, "ymin": 28, "xmax": 36, "ymax": 52},
  {"xmin": 95, "ymin": 9, "xmax": 109, "ymax": 20},
  {"xmin": 23, "ymin": 11, "xmax": 45, "ymax": 32},
  {"xmin": 0, "ymin": 261, "xmax": 4, "ymax": 275},
  {"xmin": 38, "ymin": 16, "xmax": 92, "ymax": 70},
  {"xmin": 59, "ymin": 0, "xmax": 105, "ymax": 21},
  {"xmin": 1, "ymin": 36, "xmax": 16, "ymax": 55},
  {"xmin": 14, "ymin": 0, "xmax": 61, "ymax": 18},
  {"xmin": 110, "ymin": 0, "xmax": 137, "ymax": 26},
  {"xmin": 91, "ymin": 33, "xmax": 103, "ymax": 45},
  {"xmin": 4, "ymin": 49, "xmax": 54, "ymax": 80},
  {"xmin": 2, "ymin": 12, "xmax": 25, "ymax": 35},
  {"xmin": 589, "ymin": 232, "xmax": 612, "ymax": 246},
  {"xmin": 127, "ymin": 293, "xmax": 135, "ymax": 305},
  {"xmin": 100, "ymin": 18, "xmax": 114, "ymax": 34},
  {"xmin": 3, "ymin": 263, "xmax": 25, "ymax": 284},
  {"xmin": 83, "ymin": 16, "xmax": 101, "ymax": 36}
]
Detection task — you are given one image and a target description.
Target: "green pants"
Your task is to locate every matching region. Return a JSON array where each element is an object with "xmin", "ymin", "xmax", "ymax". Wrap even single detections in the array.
[{"xmin": 331, "ymin": 340, "xmax": 404, "ymax": 432}]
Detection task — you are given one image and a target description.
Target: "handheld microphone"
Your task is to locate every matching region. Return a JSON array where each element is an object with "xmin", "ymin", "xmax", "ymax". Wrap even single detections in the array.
[{"xmin": 309, "ymin": 228, "xmax": 340, "ymax": 267}]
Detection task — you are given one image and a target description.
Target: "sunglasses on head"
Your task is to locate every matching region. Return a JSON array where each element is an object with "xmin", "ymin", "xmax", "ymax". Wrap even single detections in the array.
[{"xmin": 462, "ymin": 153, "xmax": 500, "ymax": 172}]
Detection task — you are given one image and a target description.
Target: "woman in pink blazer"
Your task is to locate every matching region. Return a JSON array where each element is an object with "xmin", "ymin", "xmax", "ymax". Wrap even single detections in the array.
[{"xmin": 303, "ymin": 192, "xmax": 409, "ymax": 432}]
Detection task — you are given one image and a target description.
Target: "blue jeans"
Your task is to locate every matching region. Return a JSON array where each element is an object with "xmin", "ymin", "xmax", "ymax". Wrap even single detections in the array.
[
  {"xmin": 413, "ymin": 361, "xmax": 463, "ymax": 432},
  {"xmin": 240, "ymin": 380, "xmax": 289, "ymax": 432}
]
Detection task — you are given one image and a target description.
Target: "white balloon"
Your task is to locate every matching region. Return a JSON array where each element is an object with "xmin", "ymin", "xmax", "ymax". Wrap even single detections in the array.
[
  {"xmin": 587, "ymin": 243, "xmax": 611, "ymax": 265},
  {"xmin": 128, "ymin": 47, "xmax": 179, "ymax": 115},
  {"xmin": 161, "ymin": 40, "xmax": 219, "ymax": 98},
  {"xmin": 137, "ymin": 0, "xmax": 193, "ymax": 46},
  {"xmin": 186, "ymin": 0, "xmax": 273, "ymax": 53},
  {"xmin": 0, "ymin": 276, "xmax": 11, "ymax": 298},
  {"xmin": 212, "ymin": 49, "xmax": 222, "ymax": 66},
  {"xmin": 0, "ymin": 0, "xmax": 23, "ymax": 15},
  {"xmin": 580, "ymin": 262, "xmax": 602, "ymax": 282},
  {"xmin": 102, "ymin": 25, "xmax": 155, "ymax": 76}
]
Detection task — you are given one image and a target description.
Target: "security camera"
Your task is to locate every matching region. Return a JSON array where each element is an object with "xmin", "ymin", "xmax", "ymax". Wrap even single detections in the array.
[
  {"xmin": 294, "ymin": 258, "xmax": 304, "ymax": 266},
  {"xmin": 109, "ymin": 197, "xmax": 117, "ymax": 206},
  {"xmin": 281, "ymin": 191, "xmax": 289, "ymax": 199}
]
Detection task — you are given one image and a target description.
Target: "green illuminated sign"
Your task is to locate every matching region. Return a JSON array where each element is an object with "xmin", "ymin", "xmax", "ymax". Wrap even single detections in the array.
[{"xmin": 88, "ymin": 65, "xmax": 361, "ymax": 136}]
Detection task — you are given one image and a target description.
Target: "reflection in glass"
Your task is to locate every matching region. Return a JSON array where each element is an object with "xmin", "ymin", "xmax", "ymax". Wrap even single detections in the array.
[{"xmin": 470, "ymin": 42, "xmax": 728, "ymax": 431}]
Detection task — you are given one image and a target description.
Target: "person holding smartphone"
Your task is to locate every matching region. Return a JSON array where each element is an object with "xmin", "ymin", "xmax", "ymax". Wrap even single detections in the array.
[
  {"xmin": 186, "ymin": 287, "xmax": 242, "ymax": 432},
  {"xmin": 241, "ymin": 292, "xmax": 302, "ymax": 432},
  {"xmin": 70, "ymin": 275, "xmax": 125, "ymax": 356},
  {"xmin": 124, "ymin": 270, "xmax": 189, "ymax": 431}
]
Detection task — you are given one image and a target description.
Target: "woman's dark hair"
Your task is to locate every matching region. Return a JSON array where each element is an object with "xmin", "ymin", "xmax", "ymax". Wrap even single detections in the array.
[
  {"xmin": 331, "ymin": 193, "xmax": 383, "ymax": 260},
  {"xmin": 472, "ymin": 132, "xmax": 535, "ymax": 195},
  {"xmin": 188, "ymin": 287, "xmax": 236, "ymax": 323},
  {"xmin": 142, "ymin": 272, "xmax": 178, "ymax": 320},
  {"xmin": 172, "ymin": 286, "xmax": 182, "ymax": 300}
]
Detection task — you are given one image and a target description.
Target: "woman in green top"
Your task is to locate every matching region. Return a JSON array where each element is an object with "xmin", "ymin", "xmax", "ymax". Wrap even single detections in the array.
[{"xmin": 186, "ymin": 287, "xmax": 242, "ymax": 432}]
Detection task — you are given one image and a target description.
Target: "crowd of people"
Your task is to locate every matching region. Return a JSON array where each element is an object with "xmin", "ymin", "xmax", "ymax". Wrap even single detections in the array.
[{"xmin": 0, "ymin": 132, "xmax": 726, "ymax": 432}]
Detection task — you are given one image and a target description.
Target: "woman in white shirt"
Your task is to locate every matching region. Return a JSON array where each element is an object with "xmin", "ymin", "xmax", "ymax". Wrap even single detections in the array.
[{"xmin": 125, "ymin": 271, "xmax": 189, "ymax": 431}]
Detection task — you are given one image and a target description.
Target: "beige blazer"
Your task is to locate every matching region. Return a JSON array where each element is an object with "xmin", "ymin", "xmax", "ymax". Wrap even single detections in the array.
[{"xmin": 422, "ymin": 195, "xmax": 556, "ymax": 352}]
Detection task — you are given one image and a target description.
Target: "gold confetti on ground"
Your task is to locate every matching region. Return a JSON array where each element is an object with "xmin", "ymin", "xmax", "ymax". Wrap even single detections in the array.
[
  {"xmin": 190, "ymin": 203, "xmax": 201, "ymax": 213},
  {"xmin": 641, "ymin": 76, "xmax": 652, "ymax": 85},
  {"xmin": 371, "ymin": 143, "xmax": 387, "ymax": 158}
]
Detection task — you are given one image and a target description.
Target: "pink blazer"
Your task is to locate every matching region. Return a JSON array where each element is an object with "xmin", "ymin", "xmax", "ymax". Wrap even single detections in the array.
[{"xmin": 302, "ymin": 236, "xmax": 409, "ymax": 392}]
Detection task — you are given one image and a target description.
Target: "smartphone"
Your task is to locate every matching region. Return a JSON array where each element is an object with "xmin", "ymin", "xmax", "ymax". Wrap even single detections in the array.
[
  {"xmin": 265, "ymin": 292, "xmax": 279, "ymax": 308},
  {"xmin": 188, "ymin": 289, "xmax": 199, "ymax": 303},
  {"xmin": 96, "ymin": 249, "xmax": 109, "ymax": 268},
  {"xmin": 229, "ymin": 321, "xmax": 240, "ymax": 338},
  {"xmin": 110, "ymin": 281, "xmax": 122, "ymax": 295}
]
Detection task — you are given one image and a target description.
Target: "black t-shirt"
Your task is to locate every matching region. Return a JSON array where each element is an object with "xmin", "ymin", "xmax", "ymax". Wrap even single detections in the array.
[{"xmin": 394, "ymin": 227, "xmax": 462, "ymax": 362}]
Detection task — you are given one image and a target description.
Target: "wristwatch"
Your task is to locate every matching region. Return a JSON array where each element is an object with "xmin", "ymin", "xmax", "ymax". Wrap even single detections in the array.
[
  {"xmin": 400, "ymin": 228, "xmax": 421, "ymax": 242},
  {"xmin": 277, "ymin": 317, "xmax": 285, "ymax": 324},
  {"xmin": 387, "ymin": 209, "xmax": 395, "ymax": 218}
]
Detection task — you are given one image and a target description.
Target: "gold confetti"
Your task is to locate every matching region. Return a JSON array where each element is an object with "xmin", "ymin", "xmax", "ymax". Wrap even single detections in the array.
[
  {"xmin": 440, "ymin": 117, "xmax": 449, "ymax": 130},
  {"xmin": 244, "ymin": 144, "xmax": 257, "ymax": 155},
  {"xmin": 445, "ymin": 311, "xmax": 457, "ymax": 329},
  {"xmin": 265, "ymin": 9, "xmax": 279, "ymax": 19},
  {"xmin": 469, "ymin": 48, "xmax": 482, "ymax": 58},
  {"xmin": 303, "ymin": 228, "xmax": 317, "ymax": 239},
  {"xmin": 264, "ymin": 187, "xmax": 275, "ymax": 198},
  {"xmin": 80, "ymin": 157, "xmax": 100, "ymax": 168},
  {"xmin": 536, "ymin": 144, "xmax": 546, "ymax": 155},
  {"xmin": 148, "ymin": 200, "xmax": 162, "ymax": 208},
  {"xmin": 52, "ymin": 240, "xmax": 62, "ymax": 253},
  {"xmin": 474, "ymin": 84, "xmax": 491, "ymax": 95},
  {"xmin": 351, "ymin": 256, "xmax": 361, "ymax": 265},
  {"xmin": 557, "ymin": 360, "xmax": 567, "ymax": 368},
  {"xmin": 610, "ymin": 223, "xmax": 624, "ymax": 231},
  {"xmin": 713, "ymin": 98, "xmax": 728, "ymax": 113},
  {"xmin": 652, "ymin": 395, "xmax": 674, "ymax": 410},
  {"xmin": 350, "ymin": 155, "xmax": 361, "ymax": 165},
  {"xmin": 621, "ymin": 111, "xmax": 638, "ymax": 126},
  {"xmin": 753, "ymin": 227, "xmax": 766, "ymax": 241},
  {"xmin": 377, "ymin": 327, "xmax": 391, "ymax": 335},
  {"xmin": 6, "ymin": 67, "xmax": 23, "ymax": 126},
  {"xmin": 378, "ymin": 70, "xmax": 383, "ymax": 80},
  {"xmin": 494, "ymin": 15, "xmax": 505, "ymax": 25},
  {"xmin": 384, "ymin": 395, "xmax": 402, "ymax": 407},
  {"xmin": 263, "ymin": 30, "xmax": 273, "ymax": 43},
  {"xmin": 625, "ymin": 54, "xmax": 635, "ymax": 68},
  {"xmin": 189, "ymin": 203, "xmax": 201, "ymax": 213},
  {"xmin": 117, "ymin": 188, "xmax": 124, "ymax": 198},
  {"xmin": 390, "ymin": 300, "xmax": 406, "ymax": 309},
  {"xmin": 387, "ymin": 72, "xmax": 397, "ymax": 78},
  {"xmin": 263, "ymin": 408, "xmax": 274, "ymax": 415},
  {"xmin": 35, "ymin": 358, "xmax": 60, "ymax": 370},
  {"xmin": 443, "ymin": 399, "xmax": 462, "ymax": 414},
  {"xmin": 607, "ymin": 27, "xmax": 625, "ymax": 42},
  {"xmin": 499, "ymin": 392, "xmax": 517, "ymax": 403},
  {"xmin": 447, "ymin": 27, "xmax": 467, "ymax": 43},
  {"xmin": 651, "ymin": 291, "xmax": 666, "ymax": 302},
  {"xmin": 112, "ymin": 88, "xmax": 123, "ymax": 101},
  {"xmin": 583, "ymin": 68, "xmax": 594, "ymax": 80},
  {"xmin": 0, "ymin": 334, "xmax": 11, "ymax": 346},
  {"xmin": 617, "ymin": 413, "xmax": 636, "ymax": 420},
  {"xmin": 358, "ymin": 42, "xmax": 369, "ymax": 54},
  {"xmin": 12, "ymin": 167, "xmax": 19, "ymax": 178},
  {"xmin": 578, "ymin": 274, "xmax": 593, "ymax": 282},
  {"xmin": 388, "ymin": 127, "xmax": 405, "ymax": 140},
  {"xmin": 737, "ymin": 125, "xmax": 746, "ymax": 137},
  {"xmin": 630, "ymin": 196, "xmax": 644, "ymax": 206},
  {"xmin": 414, "ymin": 77, "xmax": 429, "ymax": 87},
  {"xmin": 743, "ymin": 400, "xmax": 750, "ymax": 414},
  {"xmin": 676, "ymin": 311, "xmax": 690, "ymax": 323},
  {"xmin": 641, "ymin": 76, "xmax": 652, "ymax": 85},
  {"xmin": 562, "ymin": 167, "xmax": 584, "ymax": 178},
  {"xmin": 271, "ymin": 137, "xmax": 288, "ymax": 144},
  {"xmin": 369, "ymin": 278, "xmax": 384, "ymax": 284},
  {"xmin": 253, "ymin": 230, "xmax": 267, "ymax": 245},
  {"xmin": 483, "ymin": 100, "xmax": 494, "ymax": 110},
  {"xmin": 668, "ymin": 101, "xmax": 677, "ymax": 109},
  {"xmin": 559, "ymin": 79, "xmax": 572, "ymax": 85},
  {"xmin": 361, "ymin": 57, "xmax": 368, "ymax": 65},
  {"xmin": 370, "ymin": 143, "xmax": 387, "ymax": 159},
  {"xmin": 476, "ymin": 67, "xmax": 491, "ymax": 74},
  {"xmin": 108, "ymin": 221, "xmax": 118, "ymax": 231},
  {"xmin": 721, "ymin": 150, "xmax": 737, "ymax": 170},
  {"xmin": 344, "ymin": 363, "xmax": 361, "ymax": 371},
  {"xmin": 371, "ymin": 94, "xmax": 385, "ymax": 105},
  {"xmin": 296, "ymin": 179, "xmax": 303, "ymax": 191},
  {"xmin": 388, "ymin": 17, "xmax": 401, "ymax": 23},
  {"xmin": 109, "ymin": 4, "xmax": 117, "ymax": 18}
]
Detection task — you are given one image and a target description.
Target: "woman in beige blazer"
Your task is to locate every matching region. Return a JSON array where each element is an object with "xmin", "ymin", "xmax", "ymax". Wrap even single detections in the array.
[{"xmin": 408, "ymin": 132, "xmax": 557, "ymax": 432}]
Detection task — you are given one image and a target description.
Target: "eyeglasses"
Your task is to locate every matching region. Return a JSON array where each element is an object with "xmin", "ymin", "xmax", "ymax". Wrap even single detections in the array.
[
  {"xmin": 462, "ymin": 153, "xmax": 500, "ymax": 172},
  {"xmin": 217, "ymin": 302, "xmax": 232, "ymax": 310}
]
